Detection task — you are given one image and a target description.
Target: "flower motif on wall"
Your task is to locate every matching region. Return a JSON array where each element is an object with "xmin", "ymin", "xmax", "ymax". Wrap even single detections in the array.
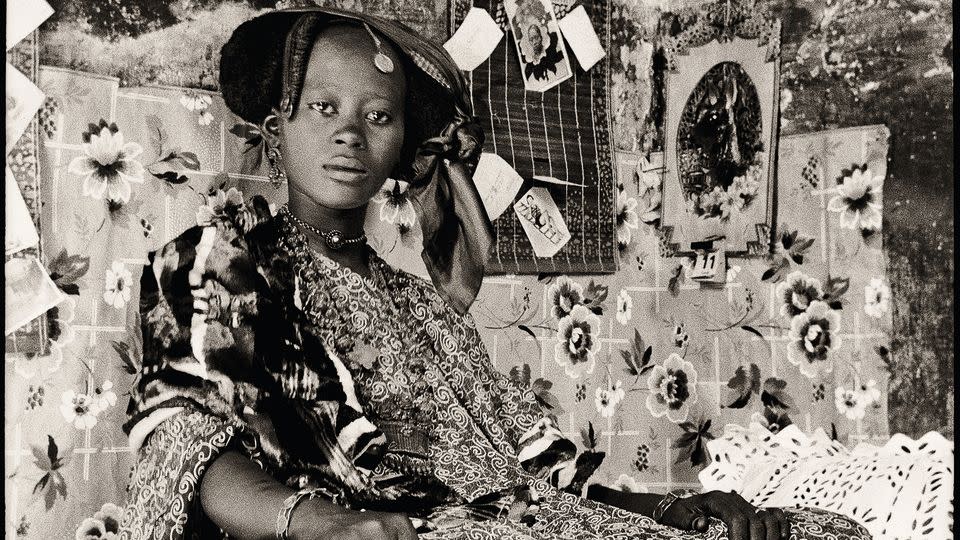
[
  {"xmin": 776, "ymin": 271, "xmax": 824, "ymax": 318},
  {"xmin": 609, "ymin": 473, "xmax": 648, "ymax": 493},
  {"xmin": 196, "ymin": 187, "xmax": 244, "ymax": 226},
  {"xmin": 60, "ymin": 390, "xmax": 99, "ymax": 429},
  {"xmin": 616, "ymin": 191, "xmax": 639, "ymax": 248},
  {"xmin": 372, "ymin": 178, "xmax": 417, "ymax": 228},
  {"xmin": 103, "ymin": 261, "xmax": 133, "ymax": 309},
  {"xmin": 547, "ymin": 276, "xmax": 584, "ymax": 320},
  {"xmin": 92, "ymin": 381, "xmax": 117, "ymax": 414},
  {"xmin": 645, "ymin": 353, "xmax": 699, "ymax": 423},
  {"xmin": 554, "ymin": 305, "xmax": 600, "ymax": 379},
  {"xmin": 787, "ymin": 300, "xmax": 841, "ymax": 379},
  {"xmin": 615, "ymin": 289, "xmax": 633, "ymax": 325},
  {"xmin": 75, "ymin": 502, "xmax": 122, "ymax": 540},
  {"xmin": 827, "ymin": 167, "xmax": 883, "ymax": 232},
  {"xmin": 834, "ymin": 386, "xmax": 866, "ymax": 420},
  {"xmin": 863, "ymin": 277, "xmax": 891, "ymax": 318},
  {"xmin": 595, "ymin": 379, "xmax": 625, "ymax": 418},
  {"xmin": 14, "ymin": 297, "xmax": 78, "ymax": 379},
  {"xmin": 858, "ymin": 379, "xmax": 882, "ymax": 406},
  {"xmin": 68, "ymin": 120, "xmax": 145, "ymax": 204},
  {"xmin": 180, "ymin": 92, "xmax": 215, "ymax": 126}
]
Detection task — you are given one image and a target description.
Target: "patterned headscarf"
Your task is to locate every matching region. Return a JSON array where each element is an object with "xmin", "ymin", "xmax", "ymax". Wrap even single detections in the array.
[{"xmin": 219, "ymin": 7, "xmax": 493, "ymax": 314}]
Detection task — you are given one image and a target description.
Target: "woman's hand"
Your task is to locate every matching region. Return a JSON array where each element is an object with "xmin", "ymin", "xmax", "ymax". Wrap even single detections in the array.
[
  {"xmin": 297, "ymin": 504, "xmax": 419, "ymax": 540},
  {"xmin": 660, "ymin": 490, "xmax": 790, "ymax": 540}
]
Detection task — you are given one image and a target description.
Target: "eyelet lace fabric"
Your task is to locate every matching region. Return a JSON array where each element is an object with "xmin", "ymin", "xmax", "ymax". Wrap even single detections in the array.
[{"xmin": 700, "ymin": 423, "xmax": 954, "ymax": 539}]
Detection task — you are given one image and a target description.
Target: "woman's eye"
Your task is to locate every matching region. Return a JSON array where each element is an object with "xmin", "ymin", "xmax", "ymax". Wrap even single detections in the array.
[
  {"xmin": 366, "ymin": 110, "xmax": 393, "ymax": 125},
  {"xmin": 307, "ymin": 101, "xmax": 336, "ymax": 115}
]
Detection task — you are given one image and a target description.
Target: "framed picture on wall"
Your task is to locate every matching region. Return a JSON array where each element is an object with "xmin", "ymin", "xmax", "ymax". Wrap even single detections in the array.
[{"xmin": 658, "ymin": 0, "xmax": 781, "ymax": 256}]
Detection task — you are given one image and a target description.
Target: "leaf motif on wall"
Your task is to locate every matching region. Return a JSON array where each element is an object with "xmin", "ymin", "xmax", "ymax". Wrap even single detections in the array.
[
  {"xmin": 144, "ymin": 114, "xmax": 167, "ymax": 157},
  {"xmin": 581, "ymin": 421, "xmax": 598, "ymax": 450},
  {"xmin": 31, "ymin": 435, "xmax": 69, "ymax": 510},
  {"xmin": 582, "ymin": 280, "xmax": 609, "ymax": 315},
  {"xmin": 725, "ymin": 363, "xmax": 761, "ymax": 408},
  {"xmin": 531, "ymin": 378, "xmax": 563, "ymax": 413},
  {"xmin": 761, "ymin": 377, "xmax": 795, "ymax": 410},
  {"xmin": 668, "ymin": 263, "xmax": 685, "ymax": 295},
  {"xmin": 822, "ymin": 275, "xmax": 851, "ymax": 310},
  {"xmin": 621, "ymin": 329, "xmax": 653, "ymax": 377},
  {"xmin": 112, "ymin": 340, "xmax": 139, "ymax": 376},
  {"xmin": 47, "ymin": 249, "xmax": 91, "ymax": 296},
  {"xmin": 673, "ymin": 417, "xmax": 715, "ymax": 467}
]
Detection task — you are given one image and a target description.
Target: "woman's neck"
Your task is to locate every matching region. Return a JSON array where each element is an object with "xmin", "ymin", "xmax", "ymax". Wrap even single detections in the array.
[{"xmin": 288, "ymin": 195, "xmax": 372, "ymax": 279}]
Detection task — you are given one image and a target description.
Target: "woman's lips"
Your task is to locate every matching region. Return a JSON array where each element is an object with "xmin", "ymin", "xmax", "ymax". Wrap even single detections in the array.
[{"xmin": 323, "ymin": 157, "xmax": 369, "ymax": 182}]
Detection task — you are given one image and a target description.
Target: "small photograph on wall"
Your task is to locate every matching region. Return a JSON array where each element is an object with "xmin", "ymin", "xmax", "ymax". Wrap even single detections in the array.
[
  {"xmin": 504, "ymin": 0, "xmax": 573, "ymax": 92},
  {"xmin": 658, "ymin": 0, "xmax": 781, "ymax": 256}
]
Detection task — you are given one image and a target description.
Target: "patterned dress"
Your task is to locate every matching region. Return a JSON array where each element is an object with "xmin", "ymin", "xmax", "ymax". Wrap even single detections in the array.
[{"xmin": 119, "ymin": 199, "xmax": 870, "ymax": 540}]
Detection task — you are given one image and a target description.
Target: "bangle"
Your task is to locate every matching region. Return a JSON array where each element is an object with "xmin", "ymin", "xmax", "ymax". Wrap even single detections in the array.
[
  {"xmin": 652, "ymin": 488, "xmax": 699, "ymax": 524},
  {"xmin": 276, "ymin": 488, "xmax": 322, "ymax": 539}
]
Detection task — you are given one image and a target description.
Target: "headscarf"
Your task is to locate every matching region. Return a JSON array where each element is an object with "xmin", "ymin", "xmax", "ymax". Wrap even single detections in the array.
[{"xmin": 219, "ymin": 7, "xmax": 493, "ymax": 314}]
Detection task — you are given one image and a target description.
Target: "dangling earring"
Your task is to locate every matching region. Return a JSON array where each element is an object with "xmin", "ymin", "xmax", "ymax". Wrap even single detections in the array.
[{"xmin": 266, "ymin": 146, "xmax": 286, "ymax": 188}]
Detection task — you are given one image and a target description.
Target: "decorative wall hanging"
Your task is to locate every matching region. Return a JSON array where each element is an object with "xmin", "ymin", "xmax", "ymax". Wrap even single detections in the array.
[
  {"xmin": 658, "ymin": 0, "xmax": 780, "ymax": 256},
  {"xmin": 5, "ymin": 31, "xmax": 49, "ymax": 354},
  {"xmin": 451, "ymin": 0, "xmax": 617, "ymax": 274}
]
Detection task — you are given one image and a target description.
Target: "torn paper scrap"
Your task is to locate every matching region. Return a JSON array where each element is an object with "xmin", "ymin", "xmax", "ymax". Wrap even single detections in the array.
[
  {"xmin": 5, "ymin": 62, "xmax": 45, "ymax": 154},
  {"xmin": 473, "ymin": 152, "xmax": 525, "ymax": 220},
  {"xmin": 6, "ymin": 0, "xmax": 54, "ymax": 51},
  {"xmin": 514, "ymin": 186, "xmax": 571, "ymax": 257},
  {"xmin": 444, "ymin": 7, "xmax": 504, "ymax": 72},
  {"xmin": 532, "ymin": 175, "xmax": 586, "ymax": 188},
  {"xmin": 5, "ymin": 256, "xmax": 65, "ymax": 336},
  {"xmin": 558, "ymin": 5, "xmax": 606, "ymax": 71},
  {"xmin": 6, "ymin": 166, "xmax": 39, "ymax": 255}
]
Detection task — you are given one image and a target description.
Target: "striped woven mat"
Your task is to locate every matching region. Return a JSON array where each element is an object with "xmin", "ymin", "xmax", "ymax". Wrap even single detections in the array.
[{"xmin": 453, "ymin": 0, "xmax": 617, "ymax": 274}]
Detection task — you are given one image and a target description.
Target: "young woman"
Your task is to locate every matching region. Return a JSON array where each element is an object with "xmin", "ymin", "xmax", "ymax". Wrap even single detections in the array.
[{"xmin": 119, "ymin": 8, "xmax": 870, "ymax": 540}]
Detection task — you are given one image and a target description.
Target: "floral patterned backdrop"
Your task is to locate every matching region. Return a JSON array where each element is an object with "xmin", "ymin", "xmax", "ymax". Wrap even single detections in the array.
[{"xmin": 3, "ymin": 57, "xmax": 894, "ymax": 538}]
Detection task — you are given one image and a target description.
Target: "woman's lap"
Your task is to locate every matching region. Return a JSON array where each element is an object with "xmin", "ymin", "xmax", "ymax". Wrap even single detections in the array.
[{"xmin": 421, "ymin": 482, "xmax": 872, "ymax": 540}]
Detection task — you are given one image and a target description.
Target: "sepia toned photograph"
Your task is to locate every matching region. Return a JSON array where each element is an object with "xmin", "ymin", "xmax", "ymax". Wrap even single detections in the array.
[{"xmin": 4, "ymin": 0, "xmax": 953, "ymax": 538}]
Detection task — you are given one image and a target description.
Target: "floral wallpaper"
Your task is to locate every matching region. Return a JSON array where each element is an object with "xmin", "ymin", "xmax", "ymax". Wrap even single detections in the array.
[{"xmin": 2, "ymin": 58, "xmax": 894, "ymax": 539}]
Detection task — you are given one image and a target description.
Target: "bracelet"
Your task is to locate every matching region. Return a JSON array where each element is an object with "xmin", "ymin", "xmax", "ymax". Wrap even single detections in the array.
[
  {"xmin": 652, "ymin": 488, "xmax": 699, "ymax": 524},
  {"xmin": 276, "ymin": 488, "xmax": 322, "ymax": 539}
]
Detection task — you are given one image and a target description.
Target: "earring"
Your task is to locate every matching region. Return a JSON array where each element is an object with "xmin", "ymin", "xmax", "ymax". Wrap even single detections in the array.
[{"xmin": 266, "ymin": 146, "xmax": 286, "ymax": 188}]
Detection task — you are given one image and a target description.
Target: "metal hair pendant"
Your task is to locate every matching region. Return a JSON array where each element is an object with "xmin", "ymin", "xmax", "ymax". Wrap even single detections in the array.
[{"xmin": 363, "ymin": 22, "xmax": 394, "ymax": 73}]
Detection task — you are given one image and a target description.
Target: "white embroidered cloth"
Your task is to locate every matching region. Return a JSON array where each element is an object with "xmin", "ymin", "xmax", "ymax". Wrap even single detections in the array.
[{"xmin": 699, "ymin": 423, "xmax": 953, "ymax": 540}]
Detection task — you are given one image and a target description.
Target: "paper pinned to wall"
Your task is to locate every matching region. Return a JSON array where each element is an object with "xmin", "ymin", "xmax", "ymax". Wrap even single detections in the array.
[
  {"xmin": 513, "ymin": 186, "xmax": 571, "ymax": 257},
  {"xmin": 557, "ymin": 5, "xmax": 606, "ymax": 71},
  {"xmin": 532, "ymin": 175, "xmax": 586, "ymax": 188},
  {"xmin": 472, "ymin": 152, "xmax": 525, "ymax": 220},
  {"xmin": 5, "ymin": 256, "xmax": 64, "ymax": 336},
  {"xmin": 5, "ymin": 62, "xmax": 45, "ymax": 154},
  {"xmin": 443, "ymin": 7, "xmax": 504, "ymax": 71},
  {"xmin": 5, "ymin": 0, "xmax": 54, "ymax": 51},
  {"xmin": 504, "ymin": 0, "xmax": 572, "ymax": 92},
  {"xmin": 6, "ymin": 166, "xmax": 39, "ymax": 255}
]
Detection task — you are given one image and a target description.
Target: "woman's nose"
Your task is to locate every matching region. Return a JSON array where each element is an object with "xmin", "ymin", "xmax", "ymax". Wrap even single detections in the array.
[{"xmin": 332, "ymin": 123, "xmax": 367, "ymax": 150}]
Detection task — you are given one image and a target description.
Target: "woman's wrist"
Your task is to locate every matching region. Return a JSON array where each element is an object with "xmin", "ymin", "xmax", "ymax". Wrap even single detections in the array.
[
  {"xmin": 283, "ymin": 493, "xmax": 354, "ymax": 540},
  {"xmin": 652, "ymin": 489, "xmax": 699, "ymax": 523},
  {"xmin": 277, "ymin": 489, "xmax": 323, "ymax": 539}
]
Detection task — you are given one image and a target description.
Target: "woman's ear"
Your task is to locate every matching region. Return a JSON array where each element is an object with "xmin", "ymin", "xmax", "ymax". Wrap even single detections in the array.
[{"xmin": 260, "ymin": 111, "xmax": 282, "ymax": 148}]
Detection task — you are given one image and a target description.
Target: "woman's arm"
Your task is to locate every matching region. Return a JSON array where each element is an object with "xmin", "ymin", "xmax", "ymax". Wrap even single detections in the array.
[
  {"xmin": 586, "ymin": 485, "xmax": 791, "ymax": 540},
  {"xmin": 200, "ymin": 450, "xmax": 418, "ymax": 540}
]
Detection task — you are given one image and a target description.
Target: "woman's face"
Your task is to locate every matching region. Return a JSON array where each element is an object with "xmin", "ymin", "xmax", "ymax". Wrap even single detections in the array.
[{"xmin": 277, "ymin": 24, "xmax": 406, "ymax": 210}]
